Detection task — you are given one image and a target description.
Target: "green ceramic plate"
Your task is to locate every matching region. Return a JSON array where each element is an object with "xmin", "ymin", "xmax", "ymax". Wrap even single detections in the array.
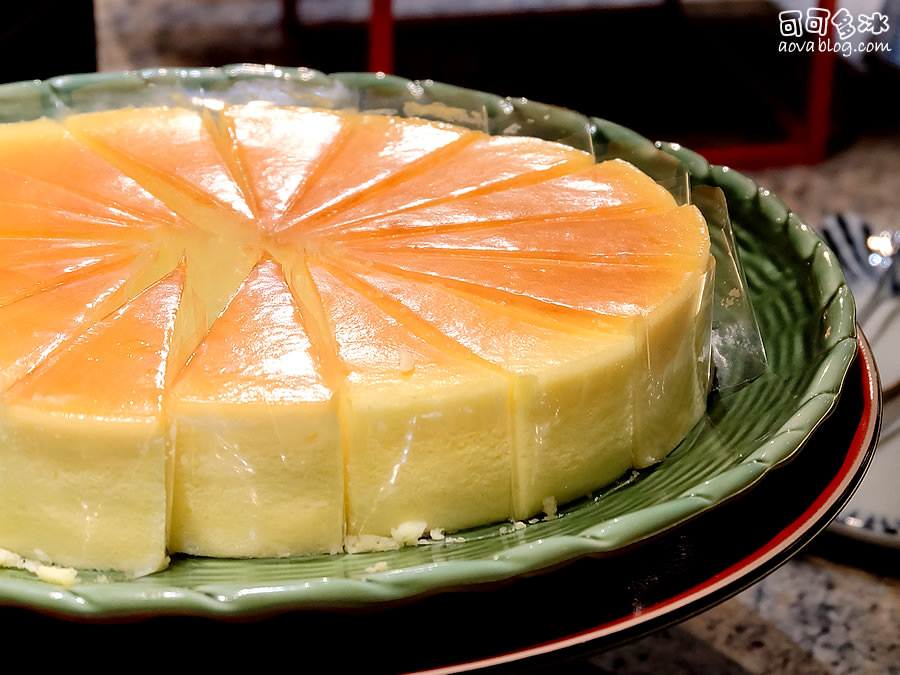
[{"xmin": 0, "ymin": 65, "xmax": 857, "ymax": 620}]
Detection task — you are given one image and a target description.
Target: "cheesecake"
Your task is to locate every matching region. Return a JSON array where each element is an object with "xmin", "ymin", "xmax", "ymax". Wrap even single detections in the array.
[{"xmin": 0, "ymin": 102, "xmax": 712, "ymax": 574}]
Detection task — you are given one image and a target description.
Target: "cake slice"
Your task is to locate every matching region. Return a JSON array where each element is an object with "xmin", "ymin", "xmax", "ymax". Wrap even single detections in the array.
[
  {"xmin": 332, "ymin": 262, "xmax": 636, "ymax": 520},
  {"xmin": 63, "ymin": 106, "xmax": 268, "ymax": 327},
  {"xmin": 277, "ymin": 113, "xmax": 477, "ymax": 232},
  {"xmin": 167, "ymin": 258, "xmax": 343, "ymax": 558},
  {"xmin": 350, "ymin": 242, "xmax": 710, "ymax": 468},
  {"xmin": 300, "ymin": 158, "xmax": 680, "ymax": 242},
  {"xmin": 313, "ymin": 133, "xmax": 596, "ymax": 231},
  {"xmin": 0, "ymin": 254, "xmax": 163, "ymax": 392},
  {"xmin": 0, "ymin": 265, "xmax": 195, "ymax": 575},
  {"xmin": 300, "ymin": 259, "xmax": 513, "ymax": 544},
  {"xmin": 219, "ymin": 103, "xmax": 346, "ymax": 233},
  {"xmin": 63, "ymin": 106, "xmax": 256, "ymax": 232},
  {"xmin": 338, "ymin": 205, "xmax": 710, "ymax": 267},
  {"xmin": 0, "ymin": 118, "xmax": 193, "ymax": 231},
  {"xmin": 0, "ymin": 238, "xmax": 153, "ymax": 306}
]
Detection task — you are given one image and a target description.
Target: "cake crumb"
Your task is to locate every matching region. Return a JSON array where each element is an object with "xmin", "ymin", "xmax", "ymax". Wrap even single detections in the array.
[
  {"xmin": 344, "ymin": 535, "xmax": 400, "ymax": 554},
  {"xmin": 429, "ymin": 527, "xmax": 445, "ymax": 540},
  {"xmin": 0, "ymin": 548, "xmax": 78, "ymax": 587},
  {"xmin": 365, "ymin": 561, "xmax": 389, "ymax": 574},
  {"xmin": 500, "ymin": 520, "xmax": 528, "ymax": 535},
  {"xmin": 36, "ymin": 564, "xmax": 78, "ymax": 587},
  {"xmin": 402, "ymin": 101, "xmax": 483, "ymax": 127},
  {"xmin": 345, "ymin": 521, "xmax": 429, "ymax": 554},
  {"xmin": 391, "ymin": 520, "xmax": 427, "ymax": 546}
]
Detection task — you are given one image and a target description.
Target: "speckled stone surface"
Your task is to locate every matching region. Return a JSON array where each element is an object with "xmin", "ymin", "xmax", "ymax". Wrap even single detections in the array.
[
  {"xmin": 88, "ymin": 3, "xmax": 900, "ymax": 672},
  {"xmin": 584, "ymin": 544, "xmax": 900, "ymax": 674},
  {"xmin": 735, "ymin": 556, "xmax": 900, "ymax": 673},
  {"xmin": 748, "ymin": 133, "xmax": 900, "ymax": 236}
]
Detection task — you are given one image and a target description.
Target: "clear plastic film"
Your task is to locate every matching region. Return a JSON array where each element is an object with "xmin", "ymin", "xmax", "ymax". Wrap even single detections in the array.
[
  {"xmin": 591, "ymin": 119, "xmax": 768, "ymax": 394},
  {"xmin": 592, "ymin": 120, "xmax": 692, "ymax": 206},
  {"xmin": 691, "ymin": 185, "xmax": 769, "ymax": 393}
]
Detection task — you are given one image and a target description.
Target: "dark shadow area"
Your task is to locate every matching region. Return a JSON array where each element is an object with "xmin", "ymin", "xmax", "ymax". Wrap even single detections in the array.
[
  {"xmin": 278, "ymin": 2, "xmax": 898, "ymax": 155},
  {"xmin": 804, "ymin": 529, "xmax": 900, "ymax": 580},
  {"xmin": 1, "ymin": 1, "xmax": 97, "ymax": 84},
  {"xmin": 2, "ymin": 1, "xmax": 895, "ymax": 157},
  {"xmin": 291, "ymin": 3, "xmax": 805, "ymax": 148}
]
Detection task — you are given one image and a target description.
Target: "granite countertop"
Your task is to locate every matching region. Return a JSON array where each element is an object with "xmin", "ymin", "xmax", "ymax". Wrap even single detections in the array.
[{"xmin": 580, "ymin": 539, "xmax": 900, "ymax": 674}]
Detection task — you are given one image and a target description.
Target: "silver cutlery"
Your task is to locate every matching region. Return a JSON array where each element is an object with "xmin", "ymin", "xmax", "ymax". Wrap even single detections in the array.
[{"xmin": 820, "ymin": 213, "xmax": 900, "ymax": 400}]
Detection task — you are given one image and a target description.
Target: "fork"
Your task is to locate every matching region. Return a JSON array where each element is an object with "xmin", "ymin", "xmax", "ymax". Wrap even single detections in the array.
[
  {"xmin": 820, "ymin": 214, "xmax": 900, "ymax": 326},
  {"xmin": 821, "ymin": 214, "xmax": 900, "ymax": 402}
]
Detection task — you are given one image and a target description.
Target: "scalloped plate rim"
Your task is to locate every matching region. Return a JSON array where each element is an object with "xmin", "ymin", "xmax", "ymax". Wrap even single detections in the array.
[{"xmin": 0, "ymin": 65, "xmax": 859, "ymax": 619}]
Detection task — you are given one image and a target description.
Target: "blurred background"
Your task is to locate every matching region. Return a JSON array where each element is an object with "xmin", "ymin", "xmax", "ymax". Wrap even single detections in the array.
[
  {"xmin": 4, "ymin": 0, "xmax": 898, "ymax": 230},
  {"xmin": 2, "ymin": 0, "xmax": 898, "ymax": 172}
]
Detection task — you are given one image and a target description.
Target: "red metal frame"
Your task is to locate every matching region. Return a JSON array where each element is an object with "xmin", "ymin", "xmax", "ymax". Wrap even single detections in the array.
[
  {"xmin": 368, "ymin": 0, "xmax": 395, "ymax": 74},
  {"xmin": 362, "ymin": 0, "xmax": 837, "ymax": 169},
  {"xmin": 693, "ymin": 0, "xmax": 837, "ymax": 168}
]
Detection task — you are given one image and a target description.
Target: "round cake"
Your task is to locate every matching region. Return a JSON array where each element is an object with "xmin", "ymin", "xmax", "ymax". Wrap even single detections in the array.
[{"xmin": 0, "ymin": 79, "xmax": 712, "ymax": 576}]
